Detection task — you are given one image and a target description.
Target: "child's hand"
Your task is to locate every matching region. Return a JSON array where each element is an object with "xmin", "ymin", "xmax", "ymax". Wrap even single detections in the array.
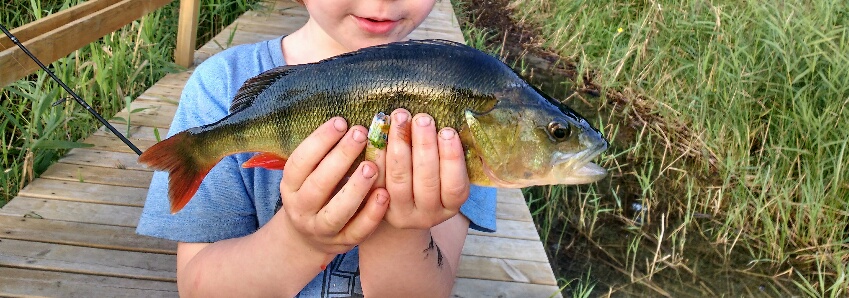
[
  {"xmin": 277, "ymin": 117, "xmax": 389, "ymax": 255},
  {"xmin": 373, "ymin": 109, "xmax": 471, "ymax": 230}
]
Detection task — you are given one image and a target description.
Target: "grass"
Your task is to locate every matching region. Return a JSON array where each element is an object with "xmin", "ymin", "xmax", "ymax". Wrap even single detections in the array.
[
  {"xmin": 456, "ymin": 0, "xmax": 848, "ymax": 296},
  {"xmin": 1, "ymin": 0, "xmax": 265, "ymax": 206}
]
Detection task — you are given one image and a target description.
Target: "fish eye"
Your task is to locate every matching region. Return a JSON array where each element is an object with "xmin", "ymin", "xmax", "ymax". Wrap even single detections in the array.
[{"xmin": 547, "ymin": 121, "xmax": 572, "ymax": 141}]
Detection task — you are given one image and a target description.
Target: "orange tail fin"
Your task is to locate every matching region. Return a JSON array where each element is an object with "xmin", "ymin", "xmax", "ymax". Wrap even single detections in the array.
[{"xmin": 138, "ymin": 132, "xmax": 220, "ymax": 214}]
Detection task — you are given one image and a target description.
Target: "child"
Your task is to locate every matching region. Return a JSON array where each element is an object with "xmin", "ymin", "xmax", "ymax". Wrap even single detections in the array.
[{"xmin": 137, "ymin": 0, "xmax": 496, "ymax": 296}]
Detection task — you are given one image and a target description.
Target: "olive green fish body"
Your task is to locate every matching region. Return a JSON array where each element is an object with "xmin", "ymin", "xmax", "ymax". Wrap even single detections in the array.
[{"xmin": 139, "ymin": 40, "xmax": 609, "ymax": 213}]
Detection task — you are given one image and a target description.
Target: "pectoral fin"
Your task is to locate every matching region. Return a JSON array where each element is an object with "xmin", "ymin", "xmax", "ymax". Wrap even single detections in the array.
[{"xmin": 242, "ymin": 152, "xmax": 288, "ymax": 170}]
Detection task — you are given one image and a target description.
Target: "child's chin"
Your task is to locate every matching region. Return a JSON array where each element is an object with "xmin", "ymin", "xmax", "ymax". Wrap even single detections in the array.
[{"xmin": 347, "ymin": 37, "xmax": 405, "ymax": 51}]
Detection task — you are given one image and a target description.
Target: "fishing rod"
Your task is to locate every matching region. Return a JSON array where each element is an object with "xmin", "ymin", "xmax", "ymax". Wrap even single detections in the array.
[{"xmin": 0, "ymin": 23, "xmax": 143, "ymax": 156}]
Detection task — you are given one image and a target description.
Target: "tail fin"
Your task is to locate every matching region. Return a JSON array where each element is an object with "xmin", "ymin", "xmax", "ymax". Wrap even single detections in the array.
[{"xmin": 139, "ymin": 131, "xmax": 219, "ymax": 214}]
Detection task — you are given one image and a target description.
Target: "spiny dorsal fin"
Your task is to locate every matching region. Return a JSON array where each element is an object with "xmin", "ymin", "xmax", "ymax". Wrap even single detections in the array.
[
  {"xmin": 230, "ymin": 65, "xmax": 295, "ymax": 113},
  {"xmin": 229, "ymin": 40, "xmax": 470, "ymax": 114}
]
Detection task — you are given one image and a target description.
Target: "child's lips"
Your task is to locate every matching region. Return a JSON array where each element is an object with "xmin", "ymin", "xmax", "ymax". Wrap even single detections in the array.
[{"xmin": 353, "ymin": 16, "xmax": 399, "ymax": 35}]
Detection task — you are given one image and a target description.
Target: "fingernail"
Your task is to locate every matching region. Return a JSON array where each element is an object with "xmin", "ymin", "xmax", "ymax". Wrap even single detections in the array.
[
  {"xmin": 376, "ymin": 193, "xmax": 388, "ymax": 205},
  {"xmin": 439, "ymin": 128, "xmax": 455, "ymax": 140},
  {"xmin": 394, "ymin": 111, "xmax": 409, "ymax": 124},
  {"xmin": 416, "ymin": 115, "xmax": 432, "ymax": 127},
  {"xmin": 352, "ymin": 128, "xmax": 366, "ymax": 143},
  {"xmin": 333, "ymin": 118, "xmax": 346, "ymax": 132},
  {"xmin": 362, "ymin": 163, "xmax": 375, "ymax": 178}
]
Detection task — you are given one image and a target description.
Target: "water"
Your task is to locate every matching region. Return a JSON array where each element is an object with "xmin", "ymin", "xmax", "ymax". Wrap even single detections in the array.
[{"xmin": 512, "ymin": 48, "xmax": 801, "ymax": 297}]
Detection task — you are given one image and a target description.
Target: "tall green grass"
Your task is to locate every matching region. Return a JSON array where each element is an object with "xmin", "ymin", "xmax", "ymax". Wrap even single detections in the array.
[
  {"xmin": 1, "ymin": 0, "xmax": 265, "ymax": 206},
  {"xmin": 459, "ymin": 0, "xmax": 848, "ymax": 296}
]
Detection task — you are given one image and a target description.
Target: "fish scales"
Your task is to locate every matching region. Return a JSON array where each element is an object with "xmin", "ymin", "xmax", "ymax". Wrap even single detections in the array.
[
  {"xmin": 139, "ymin": 39, "xmax": 609, "ymax": 213},
  {"xmin": 204, "ymin": 43, "xmax": 507, "ymax": 159}
]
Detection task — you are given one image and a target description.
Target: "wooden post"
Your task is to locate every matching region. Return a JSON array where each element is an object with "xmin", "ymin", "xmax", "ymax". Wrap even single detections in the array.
[{"xmin": 175, "ymin": 0, "xmax": 200, "ymax": 68}]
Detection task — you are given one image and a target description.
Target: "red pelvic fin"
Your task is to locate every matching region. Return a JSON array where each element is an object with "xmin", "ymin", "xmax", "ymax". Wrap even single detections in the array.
[
  {"xmin": 138, "ymin": 131, "xmax": 218, "ymax": 214},
  {"xmin": 242, "ymin": 152, "xmax": 287, "ymax": 170}
]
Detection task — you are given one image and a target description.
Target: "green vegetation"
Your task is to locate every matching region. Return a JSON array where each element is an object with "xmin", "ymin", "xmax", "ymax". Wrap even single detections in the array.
[
  {"xmin": 1, "ymin": 0, "xmax": 264, "ymax": 206},
  {"xmin": 458, "ymin": 0, "xmax": 848, "ymax": 296}
]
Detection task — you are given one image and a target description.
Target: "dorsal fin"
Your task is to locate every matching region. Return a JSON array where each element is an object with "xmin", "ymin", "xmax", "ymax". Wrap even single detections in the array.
[
  {"xmin": 230, "ymin": 65, "xmax": 295, "ymax": 113},
  {"xmin": 228, "ymin": 39, "xmax": 471, "ymax": 114}
]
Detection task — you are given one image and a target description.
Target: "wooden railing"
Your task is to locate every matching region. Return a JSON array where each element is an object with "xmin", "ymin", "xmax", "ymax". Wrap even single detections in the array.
[{"xmin": 0, "ymin": 0, "xmax": 202, "ymax": 87}]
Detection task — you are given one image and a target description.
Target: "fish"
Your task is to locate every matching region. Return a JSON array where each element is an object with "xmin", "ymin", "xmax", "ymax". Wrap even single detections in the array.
[{"xmin": 138, "ymin": 39, "xmax": 609, "ymax": 213}]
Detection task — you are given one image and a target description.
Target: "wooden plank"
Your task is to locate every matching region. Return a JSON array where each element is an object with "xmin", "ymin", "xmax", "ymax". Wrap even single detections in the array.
[
  {"xmin": 94, "ymin": 123, "xmax": 163, "ymax": 141},
  {"xmin": 156, "ymin": 71, "xmax": 193, "ymax": 88},
  {"xmin": 224, "ymin": 20, "xmax": 305, "ymax": 37},
  {"xmin": 0, "ymin": 196, "xmax": 142, "ymax": 228},
  {"xmin": 200, "ymin": 30, "xmax": 284, "ymax": 52},
  {"xmin": 136, "ymin": 85, "xmax": 183, "ymax": 105},
  {"xmin": 17, "ymin": 178, "xmax": 147, "ymax": 207},
  {"xmin": 0, "ymin": 0, "xmax": 173, "ymax": 87},
  {"xmin": 457, "ymin": 255, "xmax": 557, "ymax": 286},
  {"xmin": 0, "ymin": 267, "xmax": 177, "ymax": 297},
  {"xmin": 0, "ymin": 239, "xmax": 176, "ymax": 281},
  {"xmin": 0, "ymin": 0, "xmax": 122, "ymax": 50},
  {"xmin": 408, "ymin": 30, "xmax": 464, "ymax": 43},
  {"xmin": 231, "ymin": 10, "xmax": 307, "ymax": 25},
  {"xmin": 111, "ymin": 100, "xmax": 179, "ymax": 130},
  {"xmin": 81, "ymin": 134, "xmax": 157, "ymax": 154},
  {"xmin": 40, "ymin": 163, "xmax": 152, "ymax": 188},
  {"xmin": 497, "ymin": 202, "xmax": 533, "ymax": 222},
  {"xmin": 58, "ymin": 148, "xmax": 148, "ymax": 172},
  {"xmin": 263, "ymin": 1, "xmax": 304, "ymax": 13},
  {"xmin": 498, "ymin": 188, "xmax": 527, "ymax": 205},
  {"xmin": 0, "ymin": 215, "xmax": 176, "ymax": 254},
  {"xmin": 461, "ymin": 234, "xmax": 549, "ymax": 263},
  {"xmin": 468, "ymin": 218, "xmax": 540, "ymax": 241},
  {"xmin": 245, "ymin": 1, "xmax": 305, "ymax": 19},
  {"xmin": 452, "ymin": 278, "xmax": 562, "ymax": 298},
  {"xmin": 175, "ymin": 0, "xmax": 201, "ymax": 67},
  {"xmin": 411, "ymin": 2, "xmax": 465, "ymax": 43},
  {"xmin": 140, "ymin": 83, "xmax": 186, "ymax": 101},
  {"xmin": 235, "ymin": 9, "xmax": 308, "ymax": 23}
]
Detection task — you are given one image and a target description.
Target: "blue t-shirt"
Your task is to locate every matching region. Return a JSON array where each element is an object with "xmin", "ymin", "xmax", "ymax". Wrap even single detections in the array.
[{"xmin": 136, "ymin": 36, "xmax": 497, "ymax": 296}]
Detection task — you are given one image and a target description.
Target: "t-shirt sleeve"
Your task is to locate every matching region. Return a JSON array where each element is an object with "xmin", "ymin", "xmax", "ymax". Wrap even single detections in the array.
[
  {"xmin": 461, "ymin": 185, "xmax": 497, "ymax": 232},
  {"xmin": 136, "ymin": 58, "xmax": 260, "ymax": 243}
]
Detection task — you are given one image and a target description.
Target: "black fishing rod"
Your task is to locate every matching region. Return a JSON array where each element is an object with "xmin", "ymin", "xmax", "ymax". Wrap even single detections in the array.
[{"xmin": 0, "ymin": 23, "xmax": 143, "ymax": 156}]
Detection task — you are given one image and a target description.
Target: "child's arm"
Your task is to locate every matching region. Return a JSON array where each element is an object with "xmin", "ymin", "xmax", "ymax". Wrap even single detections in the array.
[
  {"xmin": 359, "ymin": 109, "xmax": 473, "ymax": 297},
  {"xmin": 175, "ymin": 118, "xmax": 389, "ymax": 297},
  {"xmin": 359, "ymin": 215, "xmax": 470, "ymax": 297}
]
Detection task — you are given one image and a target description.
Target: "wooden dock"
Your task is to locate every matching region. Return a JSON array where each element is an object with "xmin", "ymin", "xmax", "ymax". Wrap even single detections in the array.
[{"xmin": 0, "ymin": 1, "xmax": 562, "ymax": 296}]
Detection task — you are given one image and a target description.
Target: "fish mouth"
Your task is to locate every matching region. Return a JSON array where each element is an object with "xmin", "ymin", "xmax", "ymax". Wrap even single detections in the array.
[
  {"xmin": 547, "ymin": 145, "xmax": 608, "ymax": 184},
  {"xmin": 478, "ymin": 143, "xmax": 608, "ymax": 188},
  {"xmin": 552, "ymin": 142, "xmax": 608, "ymax": 174},
  {"xmin": 551, "ymin": 129, "xmax": 610, "ymax": 183}
]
